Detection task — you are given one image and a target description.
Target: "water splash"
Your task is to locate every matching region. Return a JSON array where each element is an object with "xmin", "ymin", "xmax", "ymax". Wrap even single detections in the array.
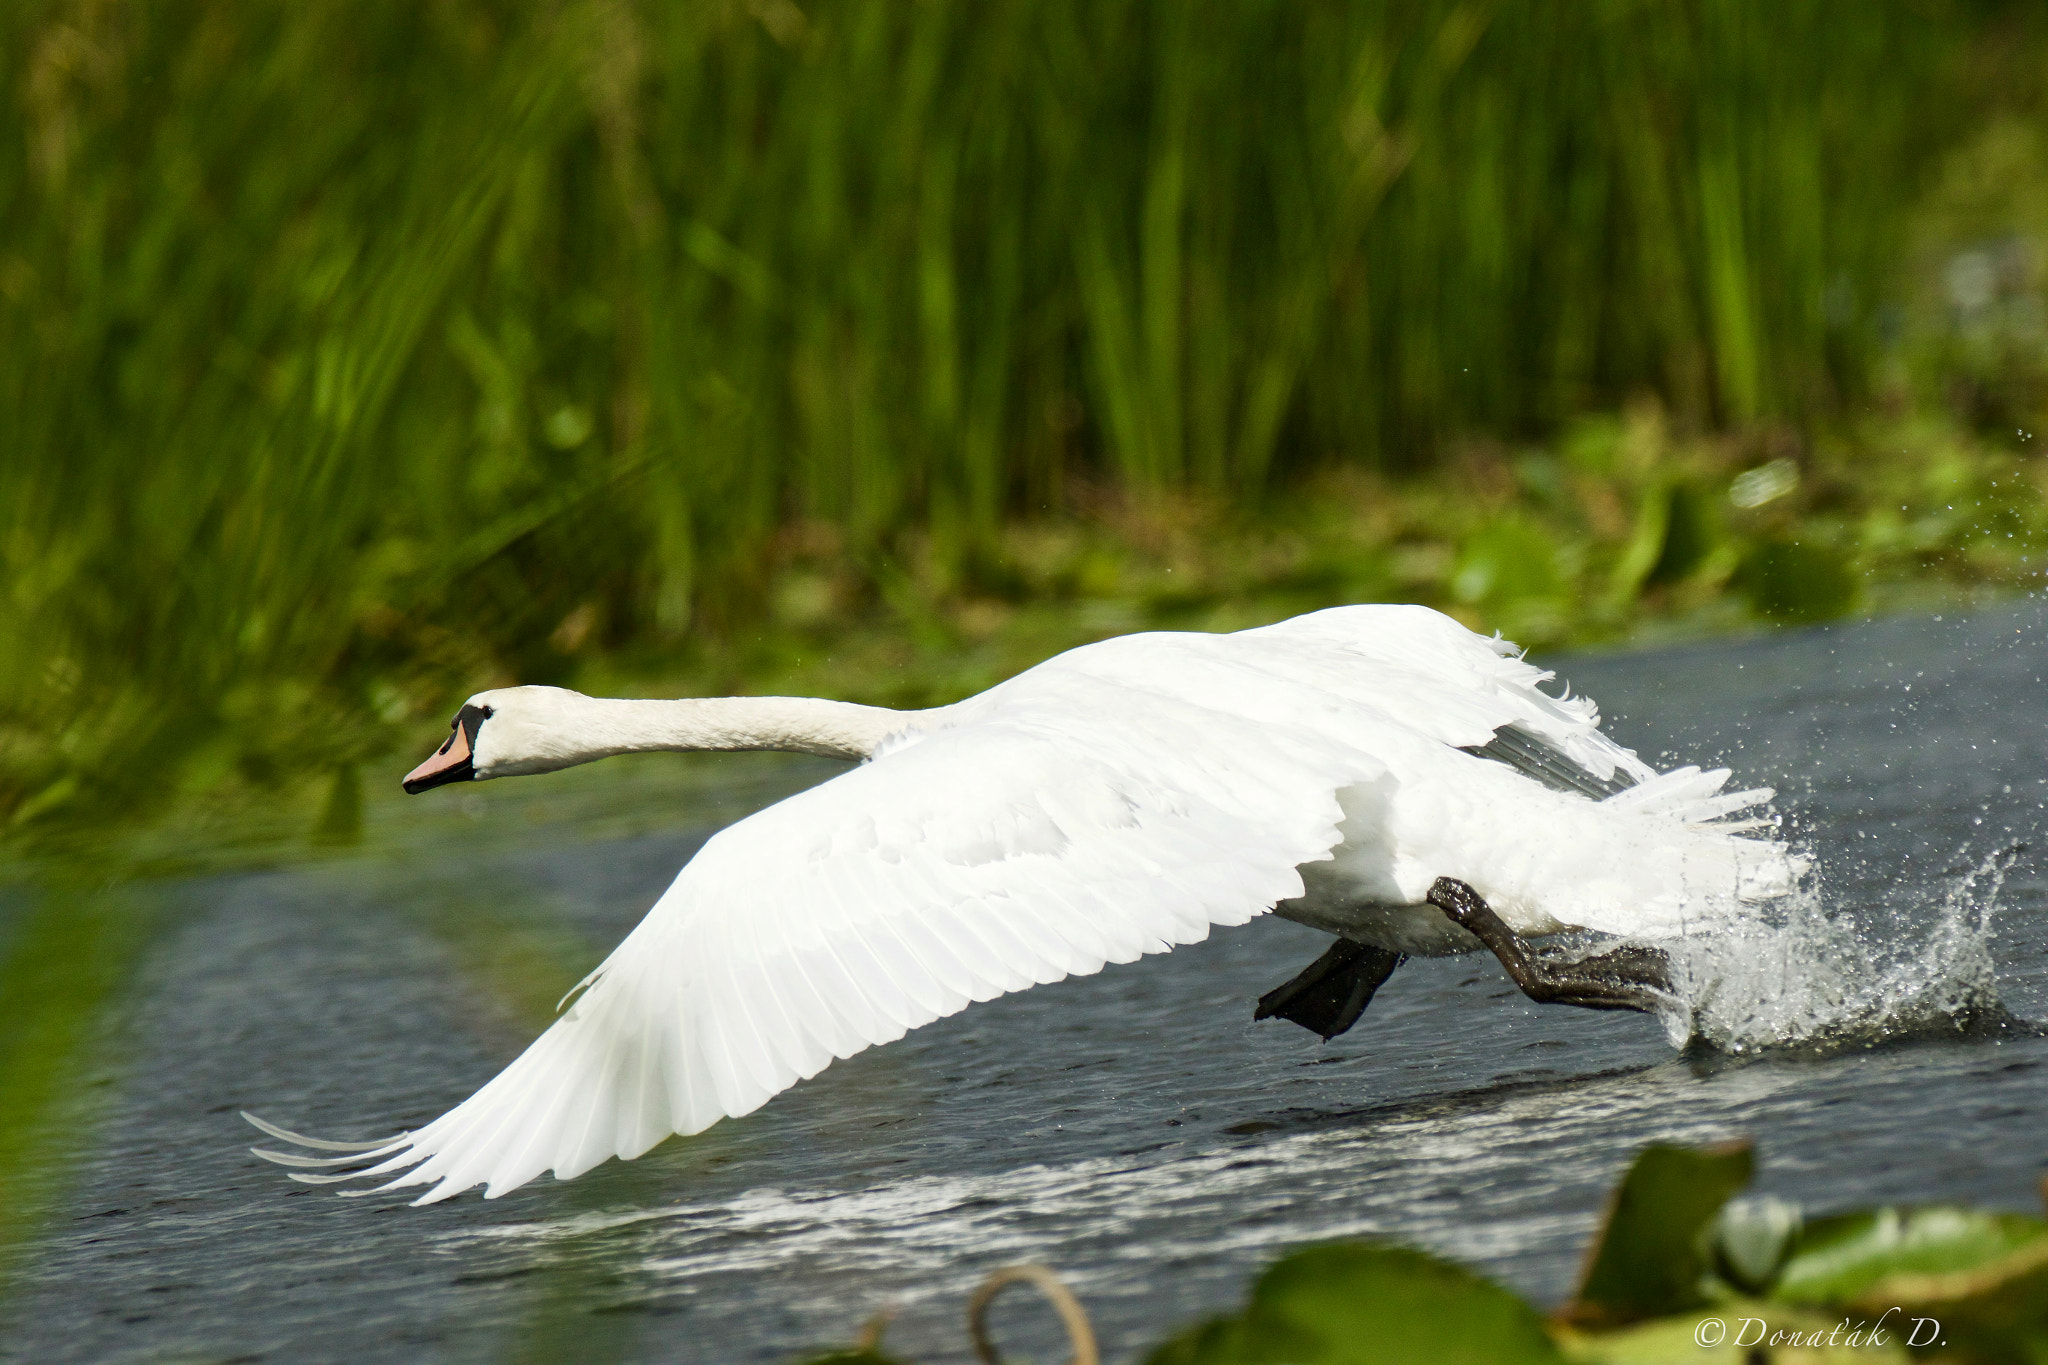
[{"xmin": 1658, "ymin": 845, "xmax": 2025, "ymax": 1054}]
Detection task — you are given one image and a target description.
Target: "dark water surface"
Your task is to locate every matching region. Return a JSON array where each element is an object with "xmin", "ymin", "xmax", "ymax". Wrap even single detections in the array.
[{"xmin": 6, "ymin": 605, "xmax": 2048, "ymax": 1363}]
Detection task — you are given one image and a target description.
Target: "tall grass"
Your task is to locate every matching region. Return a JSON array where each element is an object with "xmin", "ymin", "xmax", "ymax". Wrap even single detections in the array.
[{"xmin": 0, "ymin": 0, "xmax": 2012, "ymax": 841}]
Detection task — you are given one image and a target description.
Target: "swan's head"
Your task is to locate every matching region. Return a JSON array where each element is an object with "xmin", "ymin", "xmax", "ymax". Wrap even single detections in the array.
[{"xmin": 401, "ymin": 686, "xmax": 599, "ymax": 793}]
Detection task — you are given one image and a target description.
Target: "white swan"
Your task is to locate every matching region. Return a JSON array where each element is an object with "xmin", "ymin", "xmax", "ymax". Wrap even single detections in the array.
[{"xmin": 246, "ymin": 604, "xmax": 1797, "ymax": 1203}]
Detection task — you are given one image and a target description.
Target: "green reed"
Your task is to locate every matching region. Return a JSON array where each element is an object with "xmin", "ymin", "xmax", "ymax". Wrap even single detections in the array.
[{"xmin": 0, "ymin": 0, "xmax": 2017, "ymax": 844}]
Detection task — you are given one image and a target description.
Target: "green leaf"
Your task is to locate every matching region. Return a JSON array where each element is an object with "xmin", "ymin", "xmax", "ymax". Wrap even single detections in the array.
[
  {"xmin": 1772, "ymin": 1207, "xmax": 2048, "ymax": 1361},
  {"xmin": 1145, "ymin": 1315, "xmax": 1268, "ymax": 1365},
  {"xmin": 1773, "ymin": 1206, "xmax": 2048, "ymax": 1305},
  {"xmin": 1567, "ymin": 1142, "xmax": 1756, "ymax": 1326},
  {"xmin": 1607, "ymin": 483, "xmax": 1673, "ymax": 605},
  {"xmin": 1644, "ymin": 482, "xmax": 1722, "ymax": 588},
  {"xmin": 1143, "ymin": 1244, "xmax": 1565, "ymax": 1365}
]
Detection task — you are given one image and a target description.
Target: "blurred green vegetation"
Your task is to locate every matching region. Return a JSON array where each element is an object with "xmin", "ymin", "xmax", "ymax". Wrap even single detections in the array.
[
  {"xmin": 0, "ymin": 880, "xmax": 154, "ymax": 1294},
  {"xmin": 9, "ymin": 0, "xmax": 2048, "ymax": 853}
]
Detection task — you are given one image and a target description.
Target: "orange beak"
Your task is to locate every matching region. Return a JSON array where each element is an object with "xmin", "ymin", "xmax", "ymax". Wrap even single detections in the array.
[{"xmin": 403, "ymin": 707, "xmax": 481, "ymax": 794}]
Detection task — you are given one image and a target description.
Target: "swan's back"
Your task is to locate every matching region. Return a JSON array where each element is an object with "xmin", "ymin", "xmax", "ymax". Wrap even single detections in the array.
[
  {"xmin": 977, "ymin": 604, "xmax": 1651, "ymax": 784},
  {"xmin": 983, "ymin": 605, "xmax": 1795, "ymax": 942}
]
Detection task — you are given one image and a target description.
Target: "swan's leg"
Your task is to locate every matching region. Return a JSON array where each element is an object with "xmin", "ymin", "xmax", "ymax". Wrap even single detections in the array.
[
  {"xmin": 1254, "ymin": 939, "xmax": 1405, "ymax": 1040},
  {"xmin": 1425, "ymin": 877, "xmax": 1670, "ymax": 1014}
]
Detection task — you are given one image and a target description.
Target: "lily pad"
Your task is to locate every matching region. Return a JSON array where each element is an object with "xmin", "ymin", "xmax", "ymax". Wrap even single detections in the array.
[
  {"xmin": 1557, "ymin": 1301, "xmax": 1911, "ymax": 1362},
  {"xmin": 1774, "ymin": 1207, "xmax": 2048, "ymax": 1305},
  {"xmin": 1144, "ymin": 1244, "xmax": 1564, "ymax": 1365},
  {"xmin": 1771, "ymin": 1205, "xmax": 2048, "ymax": 1356}
]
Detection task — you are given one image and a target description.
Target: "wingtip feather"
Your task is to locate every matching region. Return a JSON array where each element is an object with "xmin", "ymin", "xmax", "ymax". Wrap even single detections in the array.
[
  {"xmin": 250, "ymin": 1145, "xmax": 386, "ymax": 1170},
  {"xmin": 242, "ymin": 1110, "xmax": 406, "ymax": 1152}
]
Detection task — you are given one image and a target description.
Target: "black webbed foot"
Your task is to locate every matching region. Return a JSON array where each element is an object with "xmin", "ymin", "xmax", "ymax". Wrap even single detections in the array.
[
  {"xmin": 1255, "ymin": 939, "xmax": 1405, "ymax": 1040},
  {"xmin": 1425, "ymin": 876, "xmax": 1672, "ymax": 1014},
  {"xmin": 1538, "ymin": 942, "xmax": 1673, "ymax": 996}
]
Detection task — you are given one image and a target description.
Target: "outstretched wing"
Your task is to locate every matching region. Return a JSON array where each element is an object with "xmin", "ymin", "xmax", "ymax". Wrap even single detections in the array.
[{"xmin": 262, "ymin": 680, "xmax": 1383, "ymax": 1203}]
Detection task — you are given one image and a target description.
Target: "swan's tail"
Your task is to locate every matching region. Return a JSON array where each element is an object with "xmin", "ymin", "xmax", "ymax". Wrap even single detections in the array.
[
  {"xmin": 1603, "ymin": 764, "xmax": 1774, "ymax": 827},
  {"xmin": 1605, "ymin": 766, "xmax": 1805, "ymax": 920},
  {"xmin": 1505, "ymin": 766, "xmax": 1803, "ymax": 944}
]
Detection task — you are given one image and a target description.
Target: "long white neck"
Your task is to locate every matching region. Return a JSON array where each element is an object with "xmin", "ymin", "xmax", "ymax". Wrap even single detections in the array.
[
  {"xmin": 474, "ymin": 691, "xmax": 928, "ymax": 780},
  {"xmin": 581, "ymin": 696, "xmax": 915, "ymax": 762}
]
